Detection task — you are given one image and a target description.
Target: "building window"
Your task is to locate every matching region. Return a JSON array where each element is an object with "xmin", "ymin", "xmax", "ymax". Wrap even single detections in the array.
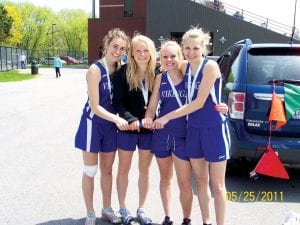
[{"xmin": 124, "ymin": 0, "xmax": 133, "ymax": 17}]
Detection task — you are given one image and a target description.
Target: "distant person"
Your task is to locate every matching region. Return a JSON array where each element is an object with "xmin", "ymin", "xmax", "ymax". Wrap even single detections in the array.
[
  {"xmin": 20, "ymin": 53, "xmax": 26, "ymax": 69},
  {"xmin": 233, "ymin": 11, "xmax": 243, "ymax": 20},
  {"xmin": 213, "ymin": 0, "xmax": 220, "ymax": 10},
  {"xmin": 53, "ymin": 55, "xmax": 62, "ymax": 78}
]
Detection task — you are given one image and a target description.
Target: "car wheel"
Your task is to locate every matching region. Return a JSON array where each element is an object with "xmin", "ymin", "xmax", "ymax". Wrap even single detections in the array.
[{"xmin": 226, "ymin": 157, "xmax": 255, "ymax": 176}]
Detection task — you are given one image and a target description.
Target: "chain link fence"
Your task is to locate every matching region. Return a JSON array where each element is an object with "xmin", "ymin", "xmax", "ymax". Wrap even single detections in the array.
[
  {"xmin": 0, "ymin": 46, "xmax": 87, "ymax": 71},
  {"xmin": 0, "ymin": 46, "xmax": 28, "ymax": 71}
]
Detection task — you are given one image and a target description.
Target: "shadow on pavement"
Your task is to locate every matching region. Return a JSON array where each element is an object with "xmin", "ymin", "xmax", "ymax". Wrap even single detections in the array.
[
  {"xmin": 36, "ymin": 218, "xmax": 114, "ymax": 225},
  {"xmin": 36, "ymin": 217, "xmax": 85, "ymax": 225},
  {"xmin": 36, "ymin": 218, "xmax": 161, "ymax": 225}
]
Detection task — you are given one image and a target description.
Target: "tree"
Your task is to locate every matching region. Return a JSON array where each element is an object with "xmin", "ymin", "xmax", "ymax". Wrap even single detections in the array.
[
  {"xmin": 1, "ymin": 1, "xmax": 88, "ymax": 55},
  {"xmin": 0, "ymin": 4, "xmax": 13, "ymax": 44},
  {"xmin": 59, "ymin": 9, "xmax": 88, "ymax": 52},
  {"xmin": 3, "ymin": 4, "xmax": 24, "ymax": 46},
  {"xmin": 17, "ymin": 3, "xmax": 54, "ymax": 50}
]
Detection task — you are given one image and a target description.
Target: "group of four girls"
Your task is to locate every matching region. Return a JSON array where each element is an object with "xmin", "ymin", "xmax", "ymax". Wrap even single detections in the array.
[{"xmin": 75, "ymin": 27, "xmax": 230, "ymax": 225}]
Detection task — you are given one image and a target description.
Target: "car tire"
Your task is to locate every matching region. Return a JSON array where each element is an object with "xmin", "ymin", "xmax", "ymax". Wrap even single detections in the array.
[{"xmin": 226, "ymin": 157, "xmax": 255, "ymax": 176}]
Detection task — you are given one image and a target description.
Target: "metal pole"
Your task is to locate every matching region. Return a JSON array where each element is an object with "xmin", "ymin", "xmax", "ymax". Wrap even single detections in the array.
[
  {"xmin": 290, "ymin": 0, "xmax": 298, "ymax": 44},
  {"xmin": 52, "ymin": 24, "xmax": 56, "ymax": 55},
  {"xmin": 92, "ymin": 0, "xmax": 95, "ymax": 18}
]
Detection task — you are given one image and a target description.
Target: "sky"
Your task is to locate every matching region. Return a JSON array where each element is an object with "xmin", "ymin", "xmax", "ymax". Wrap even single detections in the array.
[
  {"xmin": 7, "ymin": 0, "xmax": 99, "ymax": 16},
  {"xmin": 6, "ymin": 0, "xmax": 300, "ymax": 31}
]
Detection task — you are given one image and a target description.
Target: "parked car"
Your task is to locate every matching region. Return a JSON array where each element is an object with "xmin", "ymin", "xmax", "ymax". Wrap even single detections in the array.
[
  {"xmin": 79, "ymin": 56, "xmax": 88, "ymax": 64},
  {"xmin": 59, "ymin": 56, "xmax": 79, "ymax": 64},
  {"xmin": 41, "ymin": 57, "xmax": 66, "ymax": 65},
  {"xmin": 217, "ymin": 39, "xmax": 300, "ymax": 166}
]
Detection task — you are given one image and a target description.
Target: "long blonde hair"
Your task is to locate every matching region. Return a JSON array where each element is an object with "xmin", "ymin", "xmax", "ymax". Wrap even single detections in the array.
[
  {"xmin": 126, "ymin": 34, "xmax": 156, "ymax": 91},
  {"xmin": 181, "ymin": 26, "xmax": 211, "ymax": 56}
]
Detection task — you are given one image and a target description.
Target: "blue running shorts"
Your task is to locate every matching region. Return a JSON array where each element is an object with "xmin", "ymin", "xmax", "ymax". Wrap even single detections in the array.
[
  {"xmin": 185, "ymin": 123, "xmax": 231, "ymax": 162},
  {"xmin": 75, "ymin": 116, "xmax": 117, "ymax": 153},
  {"xmin": 152, "ymin": 130, "xmax": 189, "ymax": 161},
  {"xmin": 117, "ymin": 132, "xmax": 152, "ymax": 151}
]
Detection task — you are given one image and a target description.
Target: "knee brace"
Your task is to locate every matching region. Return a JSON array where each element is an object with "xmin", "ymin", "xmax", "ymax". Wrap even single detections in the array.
[{"xmin": 83, "ymin": 165, "xmax": 98, "ymax": 177}]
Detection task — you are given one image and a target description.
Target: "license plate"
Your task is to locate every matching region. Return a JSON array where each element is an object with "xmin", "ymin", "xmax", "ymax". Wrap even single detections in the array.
[{"xmin": 292, "ymin": 109, "xmax": 300, "ymax": 119}]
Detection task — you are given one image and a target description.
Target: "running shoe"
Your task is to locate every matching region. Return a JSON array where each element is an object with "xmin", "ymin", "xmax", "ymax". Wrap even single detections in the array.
[
  {"xmin": 102, "ymin": 207, "xmax": 122, "ymax": 224},
  {"xmin": 181, "ymin": 218, "xmax": 191, "ymax": 225},
  {"xmin": 119, "ymin": 208, "xmax": 134, "ymax": 225},
  {"xmin": 85, "ymin": 212, "xmax": 96, "ymax": 225},
  {"xmin": 162, "ymin": 216, "xmax": 173, "ymax": 225},
  {"xmin": 137, "ymin": 208, "xmax": 152, "ymax": 225}
]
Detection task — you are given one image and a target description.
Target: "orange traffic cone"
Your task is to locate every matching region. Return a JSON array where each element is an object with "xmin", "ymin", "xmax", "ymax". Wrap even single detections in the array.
[
  {"xmin": 269, "ymin": 92, "xmax": 286, "ymax": 130},
  {"xmin": 251, "ymin": 146, "xmax": 289, "ymax": 179}
]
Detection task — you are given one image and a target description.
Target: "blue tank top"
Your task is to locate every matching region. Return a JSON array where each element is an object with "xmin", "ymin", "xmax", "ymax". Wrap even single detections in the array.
[
  {"xmin": 184, "ymin": 59, "xmax": 226, "ymax": 128},
  {"xmin": 158, "ymin": 72, "xmax": 187, "ymax": 137},
  {"xmin": 82, "ymin": 60, "xmax": 116, "ymax": 124}
]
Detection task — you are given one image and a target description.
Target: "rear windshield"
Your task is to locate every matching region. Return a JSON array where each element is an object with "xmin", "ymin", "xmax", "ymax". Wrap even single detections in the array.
[{"xmin": 247, "ymin": 47, "xmax": 300, "ymax": 84}]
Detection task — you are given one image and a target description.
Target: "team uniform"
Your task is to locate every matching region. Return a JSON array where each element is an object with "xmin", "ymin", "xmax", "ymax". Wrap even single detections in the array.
[
  {"xmin": 75, "ymin": 60, "xmax": 117, "ymax": 153},
  {"xmin": 112, "ymin": 64, "xmax": 153, "ymax": 151},
  {"xmin": 185, "ymin": 58, "xmax": 231, "ymax": 162},
  {"xmin": 152, "ymin": 72, "xmax": 189, "ymax": 160}
]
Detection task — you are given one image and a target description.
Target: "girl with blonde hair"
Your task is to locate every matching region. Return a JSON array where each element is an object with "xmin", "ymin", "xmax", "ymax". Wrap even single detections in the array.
[
  {"xmin": 154, "ymin": 27, "xmax": 230, "ymax": 225},
  {"xmin": 112, "ymin": 34, "xmax": 157, "ymax": 225}
]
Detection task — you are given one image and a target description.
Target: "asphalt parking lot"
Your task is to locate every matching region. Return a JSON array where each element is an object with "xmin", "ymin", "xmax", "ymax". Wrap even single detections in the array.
[
  {"xmin": 0, "ymin": 68, "xmax": 180, "ymax": 225},
  {"xmin": 0, "ymin": 68, "xmax": 299, "ymax": 225}
]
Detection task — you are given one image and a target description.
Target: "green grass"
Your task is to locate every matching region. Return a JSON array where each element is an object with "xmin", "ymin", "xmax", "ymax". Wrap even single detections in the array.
[{"xmin": 0, "ymin": 70, "xmax": 36, "ymax": 82}]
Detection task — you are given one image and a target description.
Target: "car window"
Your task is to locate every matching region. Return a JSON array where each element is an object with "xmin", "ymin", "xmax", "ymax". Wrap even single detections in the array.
[
  {"xmin": 247, "ymin": 49, "xmax": 300, "ymax": 84},
  {"xmin": 228, "ymin": 56, "xmax": 238, "ymax": 83},
  {"xmin": 219, "ymin": 45, "xmax": 242, "ymax": 83}
]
